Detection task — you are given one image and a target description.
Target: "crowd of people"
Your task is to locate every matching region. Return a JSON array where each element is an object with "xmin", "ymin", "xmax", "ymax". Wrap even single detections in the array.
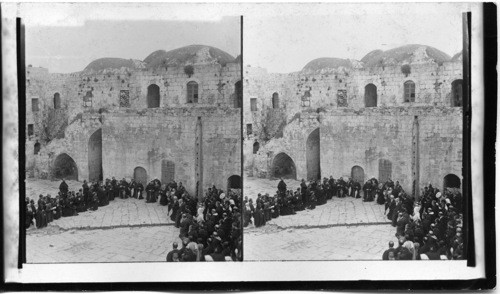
[
  {"xmin": 26, "ymin": 177, "xmax": 243, "ymax": 262},
  {"xmin": 382, "ymin": 182, "xmax": 464, "ymax": 260},
  {"xmin": 242, "ymin": 176, "xmax": 381, "ymax": 228},
  {"xmin": 165, "ymin": 184, "xmax": 243, "ymax": 262},
  {"xmin": 243, "ymin": 176, "xmax": 464, "ymax": 261}
]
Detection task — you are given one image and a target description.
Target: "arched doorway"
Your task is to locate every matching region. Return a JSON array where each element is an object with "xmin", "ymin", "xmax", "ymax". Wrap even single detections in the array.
[
  {"xmin": 443, "ymin": 174, "xmax": 461, "ymax": 190},
  {"xmin": 451, "ymin": 79, "xmax": 463, "ymax": 107},
  {"xmin": 53, "ymin": 93, "xmax": 61, "ymax": 109},
  {"xmin": 88, "ymin": 129, "xmax": 103, "ymax": 182},
  {"xmin": 161, "ymin": 160, "xmax": 175, "ymax": 185},
  {"xmin": 253, "ymin": 141, "xmax": 260, "ymax": 154},
  {"xmin": 378, "ymin": 159, "xmax": 392, "ymax": 183},
  {"xmin": 147, "ymin": 84, "xmax": 160, "ymax": 108},
  {"xmin": 134, "ymin": 167, "xmax": 147, "ymax": 185},
  {"xmin": 53, "ymin": 153, "xmax": 78, "ymax": 180},
  {"xmin": 306, "ymin": 128, "xmax": 320, "ymax": 180},
  {"xmin": 227, "ymin": 175, "xmax": 242, "ymax": 190},
  {"xmin": 364, "ymin": 83, "xmax": 377, "ymax": 107},
  {"xmin": 272, "ymin": 92, "xmax": 279, "ymax": 109},
  {"xmin": 351, "ymin": 166, "xmax": 365, "ymax": 185},
  {"xmin": 272, "ymin": 152, "xmax": 296, "ymax": 179},
  {"xmin": 234, "ymin": 80, "xmax": 242, "ymax": 108}
]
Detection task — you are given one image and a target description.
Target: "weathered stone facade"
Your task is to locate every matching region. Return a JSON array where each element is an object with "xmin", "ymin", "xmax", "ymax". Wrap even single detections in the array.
[
  {"xmin": 26, "ymin": 45, "xmax": 242, "ymax": 198},
  {"xmin": 244, "ymin": 45, "xmax": 463, "ymax": 195}
]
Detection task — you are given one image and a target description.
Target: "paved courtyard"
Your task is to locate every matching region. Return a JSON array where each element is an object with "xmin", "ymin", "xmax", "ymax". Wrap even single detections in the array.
[
  {"xmin": 243, "ymin": 176, "xmax": 399, "ymax": 261},
  {"xmin": 26, "ymin": 179, "xmax": 180, "ymax": 263}
]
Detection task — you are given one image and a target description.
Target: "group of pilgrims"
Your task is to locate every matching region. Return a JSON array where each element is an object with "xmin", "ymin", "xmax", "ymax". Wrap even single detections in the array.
[
  {"xmin": 242, "ymin": 176, "xmax": 391, "ymax": 227},
  {"xmin": 165, "ymin": 186, "xmax": 243, "ymax": 262},
  {"xmin": 243, "ymin": 175, "xmax": 464, "ymax": 260},
  {"xmin": 25, "ymin": 177, "xmax": 243, "ymax": 262},
  {"xmin": 382, "ymin": 182, "xmax": 464, "ymax": 260}
]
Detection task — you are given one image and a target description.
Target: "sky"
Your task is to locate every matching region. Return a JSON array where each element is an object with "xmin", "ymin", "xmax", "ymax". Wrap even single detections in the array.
[
  {"xmin": 19, "ymin": 3, "xmax": 473, "ymax": 74},
  {"xmin": 244, "ymin": 3, "xmax": 472, "ymax": 73},
  {"xmin": 21, "ymin": 3, "xmax": 241, "ymax": 73}
]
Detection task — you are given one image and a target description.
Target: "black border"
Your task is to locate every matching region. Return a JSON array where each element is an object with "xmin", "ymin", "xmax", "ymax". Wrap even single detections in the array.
[
  {"xmin": 2, "ymin": 3, "xmax": 497, "ymax": 290},
  {"xmin": 17, "ymin": 17, "xmax": 27, "ymax": 268}
]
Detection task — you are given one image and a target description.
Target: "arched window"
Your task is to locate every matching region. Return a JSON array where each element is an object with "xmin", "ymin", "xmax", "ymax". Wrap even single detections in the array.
[
  {"xmin": 187, "ymin": 81, "xmax": 199, "ymax": 103},
  {"xmin": 364, "ymin": 84, "xmax": 377, "ymax": 107},
  {"xmin": 272, "ymin": 92, "xmax": 279, "ymax": 109},
  {"xmin": 53, "ymin": 93, "xmax": 61, "ymax": 109},
  {"xmin": 34, "ymin": 141, "xmax": 41, "ymax": 155},
  {"xmin": 451, "ymin": 79, "xmax": 463, "ymax": 107},
  {"xmin": 404, "ymin": 80, "xmax": 416, "ymax": 102},
  {"xmin": 253, "ymin": 141, "xmax": 260, "ymax": 154},
  {"xmin": 147, "ymin": 84, "xmax": 160, "ymax": 108}
]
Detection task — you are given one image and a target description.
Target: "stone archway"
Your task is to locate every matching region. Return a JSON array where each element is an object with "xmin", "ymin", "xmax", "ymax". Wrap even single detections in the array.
[
  {"xmin": 88, "ymin": 129, "xmax": 103, "ymax": 182},
  {"xmin": 134, "ymin": 167, "xmax": 147, "ymax": 185},
  {"xmin": 53, "ymin": 153, "xmax": 78, "ymax": 181},
  {"xmin": 351, "ymin": 165, "xmax": 365, "ymax": 185},
  {"xmin": 147, "ymin": 84, "xmax": 160, "ymax": 108},
  {"xmin": 227, "ymin": 175, "xmax": 242, "ymax": 190},
  {"xmin": 272, "ymin": 152, "xmax": 296, "ymax": 180},
  {"xmin": 306, "ymin": 128, "xmax": 320, "ymax": 180},
  {"xmin": 443, "ymin": 174, "xmax": 461, "ymax": 189}
]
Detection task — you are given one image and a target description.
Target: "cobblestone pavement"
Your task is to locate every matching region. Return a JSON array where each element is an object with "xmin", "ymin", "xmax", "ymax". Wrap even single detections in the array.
[
  {"xmin": 244, "ymin": 176, "xmax": 398, "ymax": 261},
  {"xmin": 26, "ymin": 179, "xmax": 178, "ymax": 263},
  {"xmin": 27, "ymin": 225, "xmax": 181, "ymax": 263}
]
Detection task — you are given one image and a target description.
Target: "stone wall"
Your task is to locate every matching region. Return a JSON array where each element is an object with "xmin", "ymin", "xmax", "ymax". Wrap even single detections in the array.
[
  {"xmin": 26, "ymin": 61, "xmax": 241, "ymax": 197},
  {"xmin": 245, "ymin": 60, "xmax": 463, "ymax": 193}
]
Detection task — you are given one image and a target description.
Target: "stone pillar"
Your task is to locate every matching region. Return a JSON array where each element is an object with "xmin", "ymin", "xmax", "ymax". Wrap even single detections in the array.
[
  {"xmin": 412, "ymin": 115, "xmax": 420, "ymax": 199},
  {"xmin": 195, "ymin": 117, "xmax": 203, "ymax": 200}
]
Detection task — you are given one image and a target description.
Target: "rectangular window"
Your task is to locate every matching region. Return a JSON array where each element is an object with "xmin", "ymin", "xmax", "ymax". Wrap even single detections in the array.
[
  {"xmin": 250, "ymin": 98, "xmax": 257, "ymax": 111},
  {"xmin": 246, "ymin": 124, "xmax": 253, "ymax": 135},
  {"xmin": 404, "ymin": 82, "xmax": 416, "ymax": 102},
  {"xmin": 119, "ymin": 90, "xmax": 130, "ymax": 107},
  {"xmin": 28, "ymin": 124, "xmax": 34, "ymax": 138},
  {"xmin": 31, "ymin": 98, "xmax": 39, "ymax": 112}
]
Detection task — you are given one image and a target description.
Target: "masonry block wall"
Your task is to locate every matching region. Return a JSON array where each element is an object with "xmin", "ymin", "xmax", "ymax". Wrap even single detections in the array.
[
  {"xmin": 245, "ymin": 47, "xmax": 463, "ymax": 193},
  {"xmin": 26, "ymin": 49, "xmax": 241, "ymax": 197}
]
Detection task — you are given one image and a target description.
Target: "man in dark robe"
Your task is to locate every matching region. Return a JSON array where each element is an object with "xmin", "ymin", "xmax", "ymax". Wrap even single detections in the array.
[
  {"xmin": 166, "ymin": 242, "xmax": 180, "ymax": 262},
  {"xmin": 59, "ymin": 179, "xmax": 69, "ymax": 196},
  {"xmin": 136, "ymin": 181, "xmax": 144, "ymax": 199},
  {"xmin": 111, "ymin": 177, "xmax": 118, "ymax": 199},
  {"xmin": 277, "ymin": 178, "xmax": 287, "ymax": 194},
  {"xmin": 82, "ymin": 180, "xmax": 90, "ymax": 205}
]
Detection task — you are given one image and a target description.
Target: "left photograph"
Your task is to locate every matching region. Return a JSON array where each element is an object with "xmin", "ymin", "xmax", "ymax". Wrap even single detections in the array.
[{"xmin": 23, "ymin": 4, "xmax": 242, "ymax": 262}]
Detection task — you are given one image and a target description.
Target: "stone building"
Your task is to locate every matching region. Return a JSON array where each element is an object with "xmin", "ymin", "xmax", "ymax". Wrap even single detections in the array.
[
  {"xmin": 244, "ymin": 44, "xmax": 463, "ymax": 196},
  {"xmin": 26, "ymin": 45, "xmax": 242, "ymax": 198}
]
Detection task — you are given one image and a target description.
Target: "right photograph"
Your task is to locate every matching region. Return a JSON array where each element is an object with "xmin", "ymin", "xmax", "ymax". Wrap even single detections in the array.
[{"xmin": 243, "ymin": 3, "xmax": 467, "ymax": 261}]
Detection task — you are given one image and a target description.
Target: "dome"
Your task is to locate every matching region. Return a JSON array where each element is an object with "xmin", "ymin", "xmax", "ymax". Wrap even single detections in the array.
[
  {"xmin": 451, "ymin": 51, "xmax": 463, "ymax": 62},
  {"xmin": 143, "ymin": 45, "xmax": 236, "ymax": 68},
  {"xmin": 361, "ymin": 44, "xmax": 451, "ymax": 67},
  {"xmin": 302, "ymin": 57, "xmax": 354, "ymax": 72},
  {"xmin": 84, "ymin": 58, "xmax": 144, "ymax": 72}
]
